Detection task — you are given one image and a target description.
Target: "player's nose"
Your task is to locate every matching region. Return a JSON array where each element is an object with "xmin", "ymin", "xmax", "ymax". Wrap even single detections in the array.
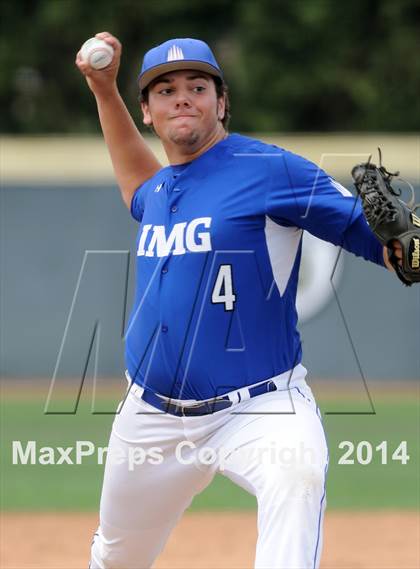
[{"xmin": 174, "ymin": 89, "xmax": 192, "ymax": 107}]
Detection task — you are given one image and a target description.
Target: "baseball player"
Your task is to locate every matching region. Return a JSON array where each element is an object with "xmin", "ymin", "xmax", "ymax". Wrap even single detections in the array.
[{"xmin": 76, "ymin": 33, "xmax": 410, "ymax": 569}]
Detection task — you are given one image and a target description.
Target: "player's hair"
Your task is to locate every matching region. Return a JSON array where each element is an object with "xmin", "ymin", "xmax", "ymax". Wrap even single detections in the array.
[{"xmin": 139, "ymin": 77, "xmax": 231, "ymax": 130}]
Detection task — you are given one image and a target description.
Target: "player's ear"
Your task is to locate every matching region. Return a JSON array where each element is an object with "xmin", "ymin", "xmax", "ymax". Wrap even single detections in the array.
[
  {"xmin": 141, "ymin": 101, "xmax": 153, "ymax": 126},
  {"xmin": 217, "ymin": 95, "xmax": 225, "ymax": 121}
]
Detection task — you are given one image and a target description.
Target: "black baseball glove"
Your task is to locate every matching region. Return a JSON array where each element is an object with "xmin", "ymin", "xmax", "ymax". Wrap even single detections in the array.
[{"xmin": 351, "ymin": 150, "xmax": 420, "ymax": 286}]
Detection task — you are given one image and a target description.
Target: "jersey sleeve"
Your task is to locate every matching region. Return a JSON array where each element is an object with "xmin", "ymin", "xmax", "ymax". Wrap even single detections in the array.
[
  {"xmin": 342, "ymin": 214, "xmax": 386, "ymax": 267},
  {"xmin": 130, "ymin": 185, "xmax": 145, "ymax": 222},
  {"xmin": 266, "ymin": 150, "xmax": 362, "ymax": 243},
  {"xmin": 266, "ymin": 150, "xmax": 385, "ymax": 266}
]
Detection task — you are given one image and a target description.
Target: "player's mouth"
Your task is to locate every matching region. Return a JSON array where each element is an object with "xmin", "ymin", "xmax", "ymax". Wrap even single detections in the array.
[{"xmin": 170, "ymin": 114, "xmax": 198, "ymax": 119}]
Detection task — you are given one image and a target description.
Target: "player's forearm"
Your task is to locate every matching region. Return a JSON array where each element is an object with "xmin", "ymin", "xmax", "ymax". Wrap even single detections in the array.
[
  {"xmin": 95, "ymin": 89, "xmax": 161, "ymax": 208},
  {"xmin": 342, "ymin": 214, "xmax": 386, "ymax": 267}
]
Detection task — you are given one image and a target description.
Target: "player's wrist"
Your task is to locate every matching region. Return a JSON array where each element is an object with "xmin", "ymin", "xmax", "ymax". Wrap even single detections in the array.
[{"xmin": 91, "ymin": 82, "xmax": 120, "ymax": 102}]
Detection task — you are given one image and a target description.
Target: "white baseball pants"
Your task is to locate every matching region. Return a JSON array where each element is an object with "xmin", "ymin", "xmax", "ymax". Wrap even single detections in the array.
[{"xmin": 90, "ymin": 372, "xmax": 328, "ymax": 569}]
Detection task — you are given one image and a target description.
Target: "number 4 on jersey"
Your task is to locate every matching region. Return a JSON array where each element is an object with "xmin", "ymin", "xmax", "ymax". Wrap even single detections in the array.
[{"xmin": 212, "ymin": 264, "xmax": 236, "ymax": 311}]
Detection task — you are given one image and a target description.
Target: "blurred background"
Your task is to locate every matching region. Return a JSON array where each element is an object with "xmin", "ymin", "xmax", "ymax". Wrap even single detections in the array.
[
  {"xmin": 1, "ymin": 0, "xmax": 419, "ymax": 381},
  {"xmin": 1, "ymin": 0, "xmax": 420, "ymax": 133},
  {"xmin": 0, "ymin": 0, "xmax": 419, "ymax": 550}
]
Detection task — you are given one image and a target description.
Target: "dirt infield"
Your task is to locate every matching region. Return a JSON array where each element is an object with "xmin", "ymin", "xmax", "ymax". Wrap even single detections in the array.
[{"xmin": 1, "ymin": 511, "xmax": 418, "ymax": 568}]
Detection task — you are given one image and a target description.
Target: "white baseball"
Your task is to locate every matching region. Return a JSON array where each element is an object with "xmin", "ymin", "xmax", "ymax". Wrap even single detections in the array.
[{"xmin": 80, "ymin": 38, "xmax": 114, "ymax": 70}]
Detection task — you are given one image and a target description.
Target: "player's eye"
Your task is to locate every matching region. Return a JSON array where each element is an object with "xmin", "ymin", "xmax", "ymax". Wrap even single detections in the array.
[
  {"xmin": 157, "ymin": 87, "xmax": 173, "ymax": 95},
  {"xmin": 193, "ymin": 85, "xmax": 206, "ymax": 93}
]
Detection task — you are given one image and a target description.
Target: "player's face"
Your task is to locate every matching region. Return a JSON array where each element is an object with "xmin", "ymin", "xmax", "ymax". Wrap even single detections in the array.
[{"xmin": 141, "ymin": 70, "xmax": 225, "ymax": 152}]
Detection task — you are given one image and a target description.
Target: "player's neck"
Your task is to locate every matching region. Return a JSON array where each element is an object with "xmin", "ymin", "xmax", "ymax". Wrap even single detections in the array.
[{"xmin": 164, "ymin": 124, "xmax": 228, "ymax": 165}]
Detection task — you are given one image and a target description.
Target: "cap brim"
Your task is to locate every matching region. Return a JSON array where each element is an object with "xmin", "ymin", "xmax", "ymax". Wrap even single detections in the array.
[{"xmin": 139, "ymin": 61, "xmax": 222, "ymax": 90}]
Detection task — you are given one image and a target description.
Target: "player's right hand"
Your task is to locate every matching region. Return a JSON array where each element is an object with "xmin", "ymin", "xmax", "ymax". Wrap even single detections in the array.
[{"xmin": 75, "ymin": 32, "xmax": 122, "ymax": 96}]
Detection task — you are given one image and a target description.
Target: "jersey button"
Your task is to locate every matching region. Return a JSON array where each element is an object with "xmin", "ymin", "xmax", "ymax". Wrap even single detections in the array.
[
  {"xmin": 171, "ymin": 205, "xmax": 178, "ymax": 213},
  {"xmin": 161, "ymin": 325, "xmax": 168, "ymax": 333},
  {"xmin": 161, "ymin": 267, "xmax": 168, "ymax": 274}
]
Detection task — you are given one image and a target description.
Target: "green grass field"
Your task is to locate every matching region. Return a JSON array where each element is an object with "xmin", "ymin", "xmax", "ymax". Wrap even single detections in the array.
[{"xmin": 1, "ymin": 388, "xmax": 418, "ymax": 511}]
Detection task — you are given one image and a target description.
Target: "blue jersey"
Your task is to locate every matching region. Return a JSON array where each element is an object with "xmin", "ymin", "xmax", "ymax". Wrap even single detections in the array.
[{"xmin": 127, "ymin": 134, "xmax": 384, "ymax": 399}]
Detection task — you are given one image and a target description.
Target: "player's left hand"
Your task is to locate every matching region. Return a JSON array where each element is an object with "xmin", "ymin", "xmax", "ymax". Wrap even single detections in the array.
[
  {"xmin": 352, "ymin": 152, "xmax": 420, "ymax": 286},
  {"xmin": 383, "ymin": 240, "xmax": 403, "ymax": 271}
]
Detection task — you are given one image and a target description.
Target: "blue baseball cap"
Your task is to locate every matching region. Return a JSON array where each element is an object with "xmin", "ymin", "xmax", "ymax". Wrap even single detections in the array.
[{"xmin": 139, "ymin": 38, "xmax": 223, "ymax": 90}]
